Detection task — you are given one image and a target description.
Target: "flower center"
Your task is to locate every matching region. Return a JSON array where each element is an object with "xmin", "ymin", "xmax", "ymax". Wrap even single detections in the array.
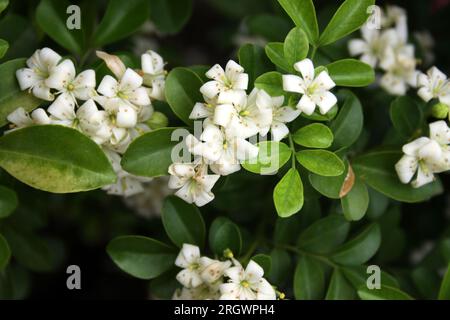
[
  {"xmin": 240, "ymin": 280, "xmax": 250, "ymax": 288},
  {"xmin": 189, "ymin": 262, "xmax": 200, "ymax": 271},
  {"xmin": 117, "ymin": 91, "xmax": 128, "ymax": 99},
  {"xmin": 239, "ymin": 110, "xmax": 250, "ymax": 117},
  {"xmin": 67, "ymin": 83, "xmax": 75, "ymax": 91}
]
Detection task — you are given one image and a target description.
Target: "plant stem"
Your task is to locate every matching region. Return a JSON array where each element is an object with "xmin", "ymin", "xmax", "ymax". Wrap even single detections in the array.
[
  {"xmin": 309, "ymin": 46, "xmax": 318, "ymax": 60},
  {"xmin": 288, "ymin": 133, "xmax": 296, "ymax": 169},
  {"xmin": 277, "ymin": 243, "xmax": 338, "ymax": 268}
]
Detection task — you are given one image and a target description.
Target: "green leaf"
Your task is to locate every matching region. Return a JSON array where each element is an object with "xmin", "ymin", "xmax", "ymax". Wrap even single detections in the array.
[
  {"xmin": 390, "ymin": 96, "xmax": 423, "ymax": 138},
  {"xmin": 298, "ymin": 214, "xmax": 350, "ymax": 254},
  {"xmin": 209, "ymin": 217, "xmax": 242, "ymax": 256},
  {"xmin": 326, "ymin": 59, "xmax": 375, "ymax": 87},
  {"xmin": 94, "ymin": 0, "xmax": 150, "ymax": 46},
  {"xmin": 329, "ymin": 90, "xmax": 363, "ymax": 149},
  {"xmin": 254, "ymin": 71, "xmax": 284, "ymax": 96},
  {"xmin": 438, "ymin": 263, "xmax": 450, "ymax": 300},
  {"xmin": 0, "ymin": 233, "xmax": 10, "ymax": 271},
  {"xmin": 165, "ymin": 67, "xmax": 203, "ymax": 125},
  {"xmin": 331, "ymin": 224, "xmax": 381, "ymax": 266},
  {"xmin": 150, "ymin": 269, "xmax": 181, "ymax": 299},
  {"xmin": 267, "ymin": 249, "xmax": 291, "ymax": 285},
  {"xmin": 238, "ymin": 44, "xmax": 271, "ymax": 90},
  {"xmin": 0, "ymin": 0, "xmax": 8, "ymax": 14},
  {"xmin": 162, "ymin": 195, "xmax": 206, "ymax": 249},
  {"xmin": 107, "ymin": 236, "xmax": 177, "ymax": 280},
  {"xmin": 0, "ymin": 226, "xmax": 55, "ymax": 272},
  {"xmin": 149, "ymin": 0, "xmax": 192, "ymax": 34},
  {"xmin": 353, "ymin": 149, "xmax": 443, "ymax": 202},
  {"xmin": 358, "ymin": 285, "xmax": 414, "ymax": 300},
  {"xmin": 265, "ymin": 42, "xmax": 292, "ymax": 72},
  {"xmin": 242, "ymin": 141, "xmax": 292, "ymax": 175},
  {"xmin": 36, "ymin": 0, "xmax": 84, "ymax": 55},
  {"xmin": 319, "ymin": 0, "xmax": 375, "ymax": 46},
  {"xmin": 251, "ymin": 254, "xmax": 272, "ymax": 275},
  {"xmin": 296, "ymin": 150, "xmax": 345, "ymax": 176},
  {"xmin": 0, "ymin": 59, "xmax": 42, "ymax": 127},
  {"xmin": 121, "ymin": 128, "xmax": 181, "ymax": 177},
  {"xmin": 0, "ymin": 39, "xmax": 8, "ymax": 59},
  {"xmin": 277, "ymin": 0, "xmax": 319, "ymax": 44},
  {"xmin": 283, "ymin": 27, "xmax": 309, "ymax": 67},
  {"xmin": 273, "ymin": 168, "xmax": 304, "ymax": 218},
  {"xmin": 293, "ymin": 123, "xmax": 334, "ymax": 148},
  {"xmin": 0, "ymin": 125, "xmax": 116, "ymax": 193},
  {"xmin": 341, "ymin": 177, "xmax": 369, "ymax": 221},
  {"xmin": 341, "ymin": 265, "xmax": 399, "ymax": 289},
  {"xmin": 294, "ymin": 255, "xmax": 326, "ymax": 299},
  {"xmin": 301, "ymin": 105, "xmax": 338, "ymax": 122},
  {"xmin": 326, "ymin": 269, "xmax": 356, "ymax": 300},
  {"xmin": 0, "ymin": 185, "xmax": 17, "ymax": 219},
  {"xmin": 309, "ymin": 163, "xmax": 348, "ymax": 199}
]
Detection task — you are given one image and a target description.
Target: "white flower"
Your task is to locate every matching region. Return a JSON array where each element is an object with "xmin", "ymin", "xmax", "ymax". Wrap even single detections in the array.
[
  {"xmin": 16, "ymin": 47, "xmax": 61, "ymax": 101},
  {"xmin": 102, "ymin": 149, "xmax": 151, "ymax": 197},
  {"xmin": 283, "ymin": 58, "xmax": 337, "ymax": 115},
  {"xmin": 379, "ymin": 44, "xmax": 419, "ymax": 96},
  {"xmin": 263, "ymin": 95, "xmax": 300, "ymax": 142},
  {"xmin": 213, "ymin": 89, "xmax": 273, "ymax": 138},
  {"xmin": 174, "ymin": 244, "xmax": 204, "ymax": 288},
  {"xmin": 6, "ymin": 107, "xmax": 50, "ymax": 130},
  {"xmin": 168, "ymin": 160, "xmax": 220, "ymax": 207},
  {"xmin": 219, "ymin": 260, "xmax": 276, "ymax": 300},
  {"xmin": 199, "ymin": 257, "xmax": 232, "ymax": 284},
  {"xmin": 348, "ymin": 25, "xmax": 398, "ymax": 68},
  {"xmin": 97, "ymin": 68, "xmax": 150, "ymax": 108},
  {"xmin": 45, "ymin": 59, "xmax": 96, "ymax": 110},
  {"xmin": 417, "ymin": 66, "xmax": 450, "ymax": 105},
  {"xmin": 141, "ymin": 50, "xmax": 166, "ymax": 101},
  {"xmin": 189, "ymin": 95, "xmax": 219, "ymax": 121},
  {"xmin": 200, "ymin": 60, "xmax": 249, "ymax": 104},
  {"xmin": 186, "ymin": 124, "xmax": 259, "ymax": 176},
  {"xmin": 395, "ymin": 121, "xmax": 450, "ymax": 188}
]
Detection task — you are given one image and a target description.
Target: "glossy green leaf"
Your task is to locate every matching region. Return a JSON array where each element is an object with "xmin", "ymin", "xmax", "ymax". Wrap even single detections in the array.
[
  {"xmin": 273, "ymin": 168, "xmax": 304, "ymax": 218},
  {"xmin": 298, "ymin": 214, "xmax": 350, "ymax": 254},
  {"xmin": 390, "ymin": 96, "xmax": 423, "ymax": 138},
  {"xmin": 165, "ymin": 67, "xmax": 203, "ymax": 125},
  {"xmin": 438, "ymin": 263, "xmax": 450, "ymax": 300},
  {"xmin": 358, "ymin": 285, "xmax": 414, "ymax": 300},
  {"xmin": 265, "ymin": 42, "xmax": 292, "ymax": 72},
  {"xmin": 319, "ymin": 0, "xmax": 375, "ymax": 46},
  {"xmin": 326, "ymin": 269, "xmax": 356, "ymax": 300},
  {"xmin": 239, "ymin": 44, "xmax": 271, "ymax": 90},
  {"xmin": 294, "ymin": 255, "xmax": 326, "ymax": 300},
  {"xmin": 353, "ymin": 150, "xmax": 443, "ymax": 202},
  {"xmin": 0, "ymin": 185, "xmax": 17, "ymax": 219},
  {"xmin": 94, "ymin": 0, "xmax": 150, "ymax": 46},
  {"xmin": 0, "ymin": 125, "xmax": 116, "ymax": 193},
  {"xmin": 107, "ymin": 236, "xmax": 177, "ymax": 280},
  {"xmin": 121, "ymin": 128, "xmax": 181, "ymax": 177},
  {"xmin": 209, "ymin": 217, "xmax": 242, "ymax": 256},
  {"xmin": 293, "ymin": 123, "xmax": 334, "ymax": 148},
  {"xmin": 0, "ymin": 39, "xmax": 8, "ymax": 59},
  {"xmin": 278, "ymin": 0, "xmax": 319, "ymax": 44},
  {"xmin": 149, "ymin": 0, "xmax": 192, "ymax": 34},
  {"xmin": 341, "ymin": 265, "xmax": 399, "ymax": 289},
  {"xmin": 246, "ymin": 14, "xmax": 291, "ymax": 42},
  {"xmin": 0, "ymin": 59, "xmax": 42, "ymax": 127},
  {"xmin": 284, "ymin": 27, "xmax": 309, "ymax": 67},
  {"xmin": 36, "ymin": 0, "xmax": 84, "ymax": 54},
  {"xmin": 341, "ymin": 177, "xmax": 369, "ymax": 221},
  {"xmin": 326, "ymin": 59, "xmax": 375, "ymax": 87},
  {"xmin": 331, "ymin": 224, "xmax": 381, "ymax": 266},
  {"xmin": 0, "ymin": 0, "xmax": 8, "ymax": 14},
  {"xmin": 0, "ymin": 233, "xmax": 10, "ymax": 271},
  {"xmin": 254, "ymin": 71, "xmax": 284, "ymax": 96},
  {"xmin": 329, "ymin": 90, "xmax": 363, "ymax": 149},
  {"xmin": 296, "ymin": 150, "xmax": 345, "ymax": 176},
  {"xmin": 242, "ymin": 141, "xmax": 292, "ymax": 175},
  {"xmin": 308, "ymin": 163, "xmax": 348, "ymax": 199},
  {"xmin": 162, "ymin": 196, "xmax": 206, "ymax": 249},
  {"xmin": 267, "ymin": 249, "xmax": 291, "ymax": 285},
  {"xmin": 251, "ymin": 254, "xmax": 272, "ymax": 275}
]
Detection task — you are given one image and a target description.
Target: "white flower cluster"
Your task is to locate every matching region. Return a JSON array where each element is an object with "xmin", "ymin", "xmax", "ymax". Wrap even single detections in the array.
[
  {"xmin": 396, "ymin": 121, "xmax": 450, "ymax": 188},
  {"xmin": 417, "ymin": 66, "xmax": 450, "ymax": 117},
  {"xmin": 349, "ymin": 5, "xmax": 420, "ymax": 96},
  {"xmin": 172, "ymin": 244, "xmax": 277, "ymax": 300},
  {"xmin": 9, "ymin": 47, "xmax": 167, "ymax": 197},
  {"xmin": 168, "ymin": 58, "xmax": 336, "ymax": 206}
]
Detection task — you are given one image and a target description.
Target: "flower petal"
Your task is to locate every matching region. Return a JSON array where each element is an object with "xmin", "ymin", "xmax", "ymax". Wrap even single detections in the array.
[{"xmin": 294, "ymin": 58, "xmax": 315, "ymax": 81}]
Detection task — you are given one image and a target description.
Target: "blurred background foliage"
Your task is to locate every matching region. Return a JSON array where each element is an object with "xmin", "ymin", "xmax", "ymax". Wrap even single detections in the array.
[{"xmin": 0, "ymin": 0, "xmax": 449, "ymax": 299}]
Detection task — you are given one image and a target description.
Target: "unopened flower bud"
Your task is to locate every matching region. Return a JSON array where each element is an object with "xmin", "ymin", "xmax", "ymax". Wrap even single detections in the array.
[
  {"xmin": 431, "ymin": 102, "xmax": 449, "ymax": 119},
  {"xmin": 146, "ymin": 111, "xmax": 168, "ymax": 129}
]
